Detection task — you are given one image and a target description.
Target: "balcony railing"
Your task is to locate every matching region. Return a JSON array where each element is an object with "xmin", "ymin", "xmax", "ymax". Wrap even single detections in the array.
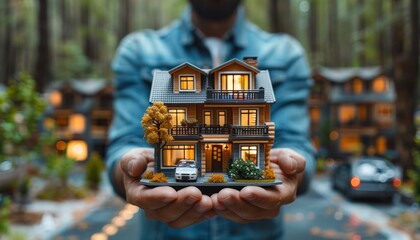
[
  {"xmin": 170, "ymin": 125, "xmax": 269, "ymax": 137},
  {"xmin": 206, "ymin": 88, "xmax": 265, "ymax": 102},
  {"xmin": 231, "ymin": 126, "xmax": 268, "ymax": 136}
]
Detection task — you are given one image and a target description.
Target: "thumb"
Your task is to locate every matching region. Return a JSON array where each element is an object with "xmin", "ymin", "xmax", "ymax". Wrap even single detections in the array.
[
  {"xmin": 120, "ymin": 148, "xmax": 154, "ymax": 178},
  {"xmin": 270, "ymin": 148, "xmax": 306, "ymax": 175}
]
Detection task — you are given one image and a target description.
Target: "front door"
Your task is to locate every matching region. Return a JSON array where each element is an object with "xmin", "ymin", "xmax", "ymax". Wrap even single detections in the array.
[{"xmin": 211, "ymin": 145, "xmax": 223, "ymax": 172}]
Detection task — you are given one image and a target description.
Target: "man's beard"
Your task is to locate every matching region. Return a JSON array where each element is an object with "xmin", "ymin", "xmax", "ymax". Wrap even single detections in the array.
[{"xmin": 190, "ymin": 0, "xmax": 241, "ymax": 21}]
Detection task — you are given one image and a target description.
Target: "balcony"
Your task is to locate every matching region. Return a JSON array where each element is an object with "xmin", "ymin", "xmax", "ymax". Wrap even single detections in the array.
[
  {"xmin": 170, "ymin": 125, "xmax": 269, "ymax": 139},
  {"xmin": 206, "ymin": 88, "xmax": 265, "ymax": 103}
]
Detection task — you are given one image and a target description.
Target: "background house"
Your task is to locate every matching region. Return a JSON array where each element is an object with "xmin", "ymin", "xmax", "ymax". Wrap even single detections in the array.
[
  {"xmin": 311, "ymin": 67, "xmax": 397, "ymax": 161},
  {"xmin": 43, "ymin": 79, "xmax": 113, "ymax": 161}
]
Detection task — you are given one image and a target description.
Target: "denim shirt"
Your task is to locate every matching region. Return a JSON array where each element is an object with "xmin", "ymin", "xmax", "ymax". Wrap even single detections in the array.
[{"xmin": 107, "ymin": 5, "xmax": 315, "ymax": 240}]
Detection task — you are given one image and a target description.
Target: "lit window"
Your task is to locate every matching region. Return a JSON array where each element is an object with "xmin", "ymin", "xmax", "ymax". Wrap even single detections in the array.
[
  {"xmin": 359, "ymin": 105, "xmax": 368, "ymax": 122},
  {"xmin": 179, "ymin": 75, "xmax": 195, "ymax": 91},
  {"xmin": 240, "ymin": 145, "xmax": 258, "ymax": 164},
  {"xmin": 221, "ymin": 74, "xmax": 250, "ymax": 90},
  {"xmin": 240, "ymin": 109, "xmax": 257, "ymax": 126},
  {"xmin": 376, "ymin": 136, "xmax": 387, "ymax": 155},
  {"xmin": 162, "ymin": 145, "xmax": 195, "ymax": 167},
  {"xmin": 310, "ymin": 107, "xmax": 321, "ymax": 123},
  {"xmin": 339, "ymin": 136, "xmax": 361, "ymax": 152},
  {"xmin": 67, "ymin": 140, "xmax": 88, "ymax": 161},
  {"xmin": 338, "ymin": 105, "xmax": 356, "ymax": 125},
  {"xmin": 169, "ymin": 109, "xmax": 186, "ymax": 126},
  {"xmin": 218, "ymin": 111, "xmax": 226, "ymax": 126},
  {"xmin": 204, "ymin": 111, "xmax": 212, "ymax": 126},
  {"xmin": 375, "ymin": 104, "xmax": 393, "ymax": 126},
  {"xmin": 353, "ymin": 78, "xmax": 364, "ymax": 94},
  {"xmin": 373, "ymin": 76, "xmax": 387, "ymax": 93}
]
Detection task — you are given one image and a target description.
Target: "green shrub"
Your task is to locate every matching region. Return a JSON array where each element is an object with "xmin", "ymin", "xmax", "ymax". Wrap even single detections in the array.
[
  {"xmin": 85, "ymin": 152, "xmax": 105, "ymax": 190},
  {"xmin": 0, "ymin": 195, "xmax": 10, "ymax": 237},
  {"xmin": 227, "ymin": 159, "xmax": 263, "ymax": 180}
]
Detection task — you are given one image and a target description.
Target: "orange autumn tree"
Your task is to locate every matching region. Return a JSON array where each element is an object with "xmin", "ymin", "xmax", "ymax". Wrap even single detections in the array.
[{"xmin": 141, "ymin": 102, "xmax": 174, "ymax": 173}]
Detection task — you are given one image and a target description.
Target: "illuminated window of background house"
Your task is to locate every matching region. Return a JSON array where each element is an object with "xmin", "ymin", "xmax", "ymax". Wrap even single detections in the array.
[
  {"xmin": 353, "ymin": 78, "xmax": 364, "ymax": 94},
  {"xmin": 376, "ymin": 136, "xmax": 387, "ymax": 155},
  {"xmin": 375, "ymin": 104, "xmax": 393, "ymax": 126},
  {"xmin": 358, "ymin": 105, "xmax": 368, "ymax": 123},
  {"xmin": 221, "ymin": 74, "xmax": 250, "ymax": 90},
  {"xmin": 240, "ymin": 109, "xmax": 257, "ymax": 126},
  {"xmin": 179, "ymin": 75, "xmax": 195, "ymax": 91},
  {"xmin": 338, "ymin": 105, "xmax": 356, "ymax": 125},
  {"xmin": 339, "ymin": 135, "xmax": 361, "ymax": 152},
  {"xmin": 162, "ymin": 145, "xmax": 195, "ymax": 167},
  {"xmin": 218, "ymin": 111, "xmax": 226, "ymax": 126},
  {"xmin": 372, "ymin": 76, "xmax": 387, "ymax": 93},
  {"xmin": 169, "ymin": 109, "xmax": 186, "ymax": 126},
  {"xmin": 310, "ymin": 107, "xmax": 321, "ymax": 124},
  {"xmin": 204, "ymin": 111, "xmax": 212, "ymax": 126},
  {"xmin": 240, "ymin": 145, "xmax": 258, "ymax": 164}
]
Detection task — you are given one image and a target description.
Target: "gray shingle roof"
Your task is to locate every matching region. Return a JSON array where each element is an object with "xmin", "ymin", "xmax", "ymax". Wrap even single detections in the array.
[
  {"xmin": 317, "ymin": 66, "xmax": 383, "ymax": 83},
  {"xmin": 149, "ymin": 68, "xmax": 276, "ymax": 104}
]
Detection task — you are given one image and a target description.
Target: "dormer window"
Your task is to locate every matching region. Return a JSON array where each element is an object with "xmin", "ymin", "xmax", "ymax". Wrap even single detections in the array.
[
  {"xmin": 372, "ymin": 76, "xmax": 387, "ymax": 93},
  {"xmin": 179, "ymin": 75, "xmax": 195, "ymax": 91},
  {"xmin": 353, "ymin": 78, "xmax": 364, "ymax": 94},
  {"xmin": 220, "ymin": 73, "xmax": 250, "ymax": 90}
]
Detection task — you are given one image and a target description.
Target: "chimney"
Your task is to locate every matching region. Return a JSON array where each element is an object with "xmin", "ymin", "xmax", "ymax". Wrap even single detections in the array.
[{"xmin": 243, "ymin": 56, "xmax": 258, "ymax": 69}]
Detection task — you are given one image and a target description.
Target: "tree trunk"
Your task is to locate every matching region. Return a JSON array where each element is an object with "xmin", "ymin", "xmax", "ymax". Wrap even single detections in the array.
[
  {"xmin": 358, "ymin": 0, "xmax": 366, "ymax": 66},
  {"xmin": 392, "ymin": 0, "xmax": 416, "ymax": 178},
  {"xmin": 268, "ymin": 0, "xmax": 281, "ymax": 33},
  {"xmin": 328, "ymin": 0, "xmax": 338, "ymax": 66},
  {"xmin": 3, "ymin": 0, "xmax": 16, "ymax": 85},
  {"xmin": 35, "ymin": 0, "xmax": 50, "ymax": 92},
  {"xmin": 308, "ymin": 0, "xmax": 318, "ymax": 63},
  {"xmin": 119, "ymin": 0, "xmax": 132, "ymax": 41},
  {"xmin": 277, "ymin": 0, "xmax": 292, "ymax": 35}
]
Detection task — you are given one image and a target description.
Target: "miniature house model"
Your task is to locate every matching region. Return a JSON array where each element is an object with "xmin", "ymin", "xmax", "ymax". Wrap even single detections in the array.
[{"xmin": 149, "ymin": 57, "xmax": 276, "ymax": 177}]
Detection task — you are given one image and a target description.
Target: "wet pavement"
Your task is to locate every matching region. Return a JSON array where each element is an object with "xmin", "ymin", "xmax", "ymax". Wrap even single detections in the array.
[{"xmin": 53, "ymin": 174, "xmax": 412, "ymax": 240}]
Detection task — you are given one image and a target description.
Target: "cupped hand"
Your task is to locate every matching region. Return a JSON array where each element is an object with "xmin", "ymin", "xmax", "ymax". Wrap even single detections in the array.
[
  {"xmin": 119, "ymin": 148, "xmax": 215, "ymax": 228},
  {"xmin": 211, "ymin": 148, "xmax": 306, "ymax": 223}
]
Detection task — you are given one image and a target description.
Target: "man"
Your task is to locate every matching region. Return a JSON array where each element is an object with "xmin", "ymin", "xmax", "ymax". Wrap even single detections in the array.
[{"xmin": 107, "ymin": 0, "xmax": 315, "ymax": 239}]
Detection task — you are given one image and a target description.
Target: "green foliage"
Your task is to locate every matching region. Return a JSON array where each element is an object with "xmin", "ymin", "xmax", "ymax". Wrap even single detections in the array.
[
  {"xmin": 316, "ymin": 157, "xmax": 326, "ymax": 172},
  {"xmin": 44, "ymin": 154, "xmax": 75, "ymax": 188},
  {"xmin": 227, "ymin": 159, "xmax": 263, "ymax": 180},
  {"xmin": 0, "ymin": 196, "xmax": 11, "ymax": 237},
  {"xmin": 53, "ymin": 41, "xmax": 92, "ymax": 81},
  {"xmin": 84, "ymin": 152, "xmax": 105, "ymax": 190},
  {"xmin": 0, "ymin": 72, "xmax": 46, "ymax": 158},
  {"xmin": 408, "ymin": 138, "xmax": 420, "ymax": 202}
]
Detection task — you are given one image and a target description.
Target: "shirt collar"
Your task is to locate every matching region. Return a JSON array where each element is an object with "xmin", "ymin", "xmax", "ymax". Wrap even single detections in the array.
[{"xmin": 180, "ymin": 5, "xmax": 247, "ymax": 49}]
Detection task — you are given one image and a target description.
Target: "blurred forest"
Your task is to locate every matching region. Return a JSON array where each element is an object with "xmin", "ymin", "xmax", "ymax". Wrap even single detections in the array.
[{"xmin": 0, "ymin": 0, "xmax": 419, "ymax": 171}]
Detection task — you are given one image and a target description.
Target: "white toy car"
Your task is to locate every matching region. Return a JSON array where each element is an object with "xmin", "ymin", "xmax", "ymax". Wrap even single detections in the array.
[{"xmin": 175, "ymin": 160, "xmax": 198, "ymax": 182}]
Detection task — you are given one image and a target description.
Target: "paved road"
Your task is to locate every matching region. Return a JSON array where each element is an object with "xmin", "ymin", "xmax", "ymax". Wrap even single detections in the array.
[{"xmin": 53, "ymin": 175, "xmax": 411, "ymax": 240}]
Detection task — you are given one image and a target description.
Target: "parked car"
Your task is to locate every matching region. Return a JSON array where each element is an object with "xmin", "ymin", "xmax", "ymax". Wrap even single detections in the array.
[
  {"xmin": 175, "ymin": 160, "xmax": 198, "ymax": 182},
  {"xmin": 331, "ymin": 157, "xmax": 401, "ymax": 200}
]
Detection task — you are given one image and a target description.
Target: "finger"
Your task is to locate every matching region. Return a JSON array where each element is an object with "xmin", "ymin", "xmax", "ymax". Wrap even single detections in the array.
[
  {"xmin": 120, "ymin": 148, "xmax": 154, "ymax": 178},
  {"xmin": 239, "ymin": 186, "xmax": 282, "ymax": 210},
  {"xmin": 167, "ymin": 195, "xmax": 213, "ymax": 228},
  {"xmin": 151, "ymin": 186, "xmax": 202, "ymax": 223},
  {"xmin": 133, "ymin": 186, "xmax": 177, "ymax": 210},
  {"xmin": 270, "ymin": 148, "xmax": 306, "ymax": 175},
  {"xmin": 212, "ymin": 189, "xmax": 255, "ymax": 222}
]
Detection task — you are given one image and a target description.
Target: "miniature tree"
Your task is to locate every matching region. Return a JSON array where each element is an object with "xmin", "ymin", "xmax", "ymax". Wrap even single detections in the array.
[{"xmin": 141, "ymin": 102, "xmax": 174, "ymax": 173}]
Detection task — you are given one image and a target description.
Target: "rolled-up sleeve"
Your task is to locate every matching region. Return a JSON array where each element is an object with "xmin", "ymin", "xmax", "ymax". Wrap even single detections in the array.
[{"xmin": 106, "ymin": 34, "xmax": 152, "ymax": 193}]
